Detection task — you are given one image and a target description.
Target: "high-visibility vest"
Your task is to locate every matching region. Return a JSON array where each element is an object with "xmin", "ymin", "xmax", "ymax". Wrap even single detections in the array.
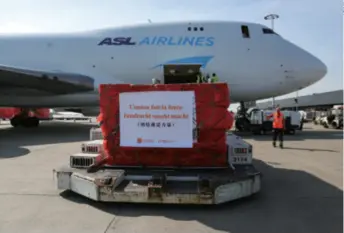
[
  {"xmin": 212, "ymin": 76, "xmax": 219, "ymax": 82},
  {"xmin": 272, "ymin": 112, "xmax": 284, "ymax": 129}
]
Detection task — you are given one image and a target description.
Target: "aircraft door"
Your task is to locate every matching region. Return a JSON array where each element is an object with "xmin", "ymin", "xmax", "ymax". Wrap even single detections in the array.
[{"xmin": 163, "ymin": 64, "xmax": 202, "ymax": 84}]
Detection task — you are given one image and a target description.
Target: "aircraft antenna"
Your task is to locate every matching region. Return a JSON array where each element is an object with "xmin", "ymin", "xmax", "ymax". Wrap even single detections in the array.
[{"xmin": 264, "ymin": 14, "xmax": 279, "ymax": 31}]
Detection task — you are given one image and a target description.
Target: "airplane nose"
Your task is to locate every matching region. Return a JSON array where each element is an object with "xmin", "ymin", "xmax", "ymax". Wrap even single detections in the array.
[
  {"xmin": 282, "ymin": 40, "xmax": 327, "ymax": 88},
  {"xmin": 295, "ymin": 52, "xmax": 327, "ymax": 86},
  {"xmin": 308, "ymin": 55, "xmax": 327, "ymax": 82}
]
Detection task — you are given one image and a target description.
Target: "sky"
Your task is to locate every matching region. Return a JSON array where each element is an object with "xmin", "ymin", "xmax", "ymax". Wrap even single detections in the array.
[{"xmin": 0, "ymin": 0, "xmax": 342, "ymax": 108}]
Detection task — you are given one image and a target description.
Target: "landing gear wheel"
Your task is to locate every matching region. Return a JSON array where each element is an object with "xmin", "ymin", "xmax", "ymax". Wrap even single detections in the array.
[
  {"xmin": 235, "ymin": 117, "xmax": 250, "ymax": 132},
  {"xmin": 10, "ymin": 116, "xmax": 40, "ymax": 128},
  {"xmin": 288, "ymin": 129, "xmax": 295, "ymax": 135},
  {"xmin": 31, "ymin": 117, "xmax": 40, "ymax": 127},
  {"xmin": 10, "ymin": 116, "xmax": 21, "ymax": 127},
  {"xmin": 331, "ymin": 122, "xmax": 337, "ymax": 129},
  {"xmin": 23, "ymin": 117, "xmax": 40, "ymax": 128}
]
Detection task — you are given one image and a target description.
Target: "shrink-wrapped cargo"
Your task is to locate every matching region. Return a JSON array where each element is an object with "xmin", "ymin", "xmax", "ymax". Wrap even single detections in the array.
[
  {"xmin": 198, "ymin": 129, "xmax": 227, "ymax": 144},
  {"xmin": 196, "ymin": 107, "xmax": 233, "ymax": 130},
  {"xmin": 99, "ymin": 83, "xmax": 230, "ymax": 108},
  {"xmin": 99, "ymin": 105, "xmax": 232, "ymax": 139},
  {"xmin": 98, "ymin": 83, "xmax": 231, "ymax": 168},
  {"xmin": 152, "ymin": 83, "xmax": 230, "ymax": 107},
  {"xmin": 102, "ymin": 141, "xmax": 227, "ymax": 167},
  {"xmin": 227, "ymin": 110, "xmax": 234, "ymax": 129}
]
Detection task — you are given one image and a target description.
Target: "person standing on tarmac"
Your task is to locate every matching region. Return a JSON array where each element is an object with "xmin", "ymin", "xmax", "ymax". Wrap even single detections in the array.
[
  {"xmin": 267, "ymin": 107, "xmax": 285, "ymax": 148},
  {"xmin": 202, "ymin": 74, "xmax": 207, "ymax": 83},
  {"xmin": 196, "ymin": 72, "xmax": 202, "ymax": 83},
  {"xmin": 197, "ymin": 72, "xmax": 206, "ymax": 83}
]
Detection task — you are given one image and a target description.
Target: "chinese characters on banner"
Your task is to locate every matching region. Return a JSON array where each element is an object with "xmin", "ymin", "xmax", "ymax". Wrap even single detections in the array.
[{"xmin": 119, "ymin": 91, "xmax": 195, "ymax": 148}]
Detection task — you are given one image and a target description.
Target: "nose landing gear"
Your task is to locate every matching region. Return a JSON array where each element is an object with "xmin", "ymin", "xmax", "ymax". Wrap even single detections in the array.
[
  {"xmin": 235, "ymin": 101, "xmax": 251, "ymax": 132},
  {"xmin": 10, "ymin": 109, "xmax": 40, "ymax": 128}
]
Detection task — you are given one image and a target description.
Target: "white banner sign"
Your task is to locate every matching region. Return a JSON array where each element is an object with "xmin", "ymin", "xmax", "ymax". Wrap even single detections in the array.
[{"xmin": 119, "ymin": 91, "xmax": 195, "ymax": 148}]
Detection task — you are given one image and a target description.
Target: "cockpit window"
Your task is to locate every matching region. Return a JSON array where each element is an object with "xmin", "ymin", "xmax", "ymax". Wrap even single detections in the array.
[
  {"xmin": 241, "ymin": 25, "xmax": 250, "ymax": 38},
  {"xmin": 262, "ymin": 28, "xmax": 279, "ymax": 35}
]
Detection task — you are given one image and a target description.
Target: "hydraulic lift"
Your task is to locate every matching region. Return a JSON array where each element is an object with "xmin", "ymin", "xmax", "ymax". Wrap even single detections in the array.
[{"xmin": 55, "ymin": 129, "xmax": 261, "ymax": 205}]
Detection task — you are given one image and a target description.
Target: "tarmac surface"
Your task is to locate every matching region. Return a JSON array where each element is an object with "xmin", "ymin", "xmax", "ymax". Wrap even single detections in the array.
[{"xmin": 0, "ymin": 120, "xmax": 342, "ymax": 233}]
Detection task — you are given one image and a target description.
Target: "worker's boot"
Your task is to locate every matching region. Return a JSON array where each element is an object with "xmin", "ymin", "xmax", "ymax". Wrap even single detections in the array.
[{"xmin": 272, "ymin": 141, "xmax": 276, "ymax": 147}]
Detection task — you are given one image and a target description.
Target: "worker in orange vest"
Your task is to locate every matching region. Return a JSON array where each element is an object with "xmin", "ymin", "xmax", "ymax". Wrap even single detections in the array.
[{"xmin": 267, "ymin": 107, "xmax": 285, "ymax": 148}]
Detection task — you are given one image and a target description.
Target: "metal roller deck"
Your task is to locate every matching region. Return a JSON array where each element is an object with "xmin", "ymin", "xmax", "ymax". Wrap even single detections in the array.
[{"xmin": 55, "ymin": 131, "xmax": 262, "ymax": 205}]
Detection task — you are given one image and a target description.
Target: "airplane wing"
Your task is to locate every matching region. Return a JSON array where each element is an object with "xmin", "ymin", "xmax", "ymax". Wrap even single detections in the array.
[{"xmin": 0, "ymin": 64, "xmax": 95, "ymax": 94}]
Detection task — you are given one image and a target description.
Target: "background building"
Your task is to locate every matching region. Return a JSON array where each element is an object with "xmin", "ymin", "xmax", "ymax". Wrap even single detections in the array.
[{"xmin": 256, "ymin": 90, "xmax": 343, "ymax": 110}]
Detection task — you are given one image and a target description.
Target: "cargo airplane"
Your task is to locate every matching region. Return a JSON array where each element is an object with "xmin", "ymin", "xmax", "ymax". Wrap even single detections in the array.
[{"xmin": 0, "ymin": 20, "xmax": 327, "ymax": 127}]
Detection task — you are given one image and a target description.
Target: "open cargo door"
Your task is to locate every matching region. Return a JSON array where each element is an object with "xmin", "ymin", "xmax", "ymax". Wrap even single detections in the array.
[{"xmin": 163, "ymin": 64, "xmax": 202, "ymax": 84}]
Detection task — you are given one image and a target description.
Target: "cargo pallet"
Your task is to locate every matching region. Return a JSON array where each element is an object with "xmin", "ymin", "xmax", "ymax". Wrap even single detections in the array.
[{"xmin": 55, "ymin": 128, "xmax": 261, "ymax": 205}]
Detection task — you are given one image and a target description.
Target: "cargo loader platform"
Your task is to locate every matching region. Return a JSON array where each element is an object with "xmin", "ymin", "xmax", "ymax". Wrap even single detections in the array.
[
  {"xmin": 55, "ymin": 131, "xmax": 262, "ymax": 205},
  {"xmin": 56, "ymin": 165, "xmax": 260, "ymax": 204}
]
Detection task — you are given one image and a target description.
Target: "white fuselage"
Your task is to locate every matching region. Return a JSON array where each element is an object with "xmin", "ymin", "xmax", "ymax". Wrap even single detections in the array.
[{"xmin": 0, "ymin": 21, "xmax": 327, "ymax": 108}]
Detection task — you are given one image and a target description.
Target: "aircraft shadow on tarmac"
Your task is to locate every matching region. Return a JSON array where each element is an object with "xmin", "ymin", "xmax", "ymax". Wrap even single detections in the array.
[
  {"xmin": 280, "ymin": 147, "xmax": 338, "ymax": 152},
  {"xmin": 60, "ymin": 159, "xmax": 343, "ymax": 233},
  {"xmin": 0, "ymin": 121, "xmax": 94, "ymax": 158},
  {"xmin": 233, "ymin": 129, "xmax": 343, "ymax": 142}
]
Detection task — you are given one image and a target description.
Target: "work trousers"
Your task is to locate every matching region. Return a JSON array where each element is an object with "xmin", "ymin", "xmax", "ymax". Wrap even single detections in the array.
[
  {"xmin": 272, "ymin": 128, "xmax": 284, "ymax": 143},
  {"xmin": 197, "ymin": 78, "xmax": 207, "ymax": 83}
]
